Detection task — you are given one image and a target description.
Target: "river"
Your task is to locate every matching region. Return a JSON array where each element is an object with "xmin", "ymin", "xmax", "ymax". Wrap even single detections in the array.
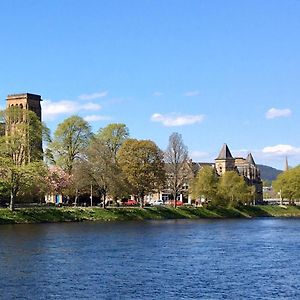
[{"xmin": 0, "ymin": 218, "xmax": 299, "ymax": 299}]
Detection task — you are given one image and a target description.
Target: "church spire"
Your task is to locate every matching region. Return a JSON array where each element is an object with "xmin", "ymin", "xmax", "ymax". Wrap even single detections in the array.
[
  {"xmin": 285, "ymin": 156, "xmax": 289, "ymax": 171},
  {"xmin": 246, "ymin": 153, "xmax": 256, "ymax": 166},
  {"xmin": 216, "ymin": 143, "xmax": 233, "ymax": 160}
]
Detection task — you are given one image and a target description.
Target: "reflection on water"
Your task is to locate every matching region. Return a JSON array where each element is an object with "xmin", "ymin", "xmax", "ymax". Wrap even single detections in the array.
[{"xmin": 0, "ymin": 219, "xmax": 300, "ymax": 299}]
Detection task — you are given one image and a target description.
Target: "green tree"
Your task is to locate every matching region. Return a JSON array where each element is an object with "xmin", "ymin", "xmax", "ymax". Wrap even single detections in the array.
[
  {"xmin": 117, "ymin": 139, "xmax": 165, "ymax": 207},
  {"xmin": 191, "ymin": 166, "xmax": 218, "ymax": 203},
  {"xmin": 164, "ymin": 132, "xmax": 191, "ymax": 207},
  {"xmin": 218, "ymin": 171, "xmax": 250, "ymax": 207},
  {"xmin": 273, "ymin": 166, "xmax": 300, "ymax": 204},
  {"xmin": 85, "ymin": 137, "xmax": 122, "ymax": 208},
  {"xmin": 48, "ymin": 116, "xmax": 92, "ymax": 174},
  {"xmin": 0, "ymin": 107, "xmax": 47, "ymax": 210},
  {"xmin": 97, "ymin": 123, "xmax": 129, "ymax": 159}
]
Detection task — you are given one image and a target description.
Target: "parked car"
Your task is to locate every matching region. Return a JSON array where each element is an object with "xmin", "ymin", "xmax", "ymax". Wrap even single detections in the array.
[
  {"xmin": 122, "ymin": 199, "xmax": 137, "ymax": 206},
  {"xmin": 152, "ymin": 200, "xmax": 164, "ymax": 206},
  {"xmin": 166, "ymin": 200, "xmax": 183, "ymax": 206}
]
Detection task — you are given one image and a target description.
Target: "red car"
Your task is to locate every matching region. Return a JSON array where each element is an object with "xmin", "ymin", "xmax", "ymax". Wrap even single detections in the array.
[
  {"xmin": 122, "ymin": 199, "xmax": 137, "ymax": 206},
  {"xmin": 166, "ymin": 200, "xmax": 183, "ymax": 206}
]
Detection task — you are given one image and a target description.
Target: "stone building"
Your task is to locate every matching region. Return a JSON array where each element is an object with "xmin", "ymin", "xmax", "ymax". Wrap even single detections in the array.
[
  {"xmin": 147, "ymin": 144, "xmax": 263, "ymax": 205},
  {"xmin": 6, "ymin": 93, "xmax": 42, "ymax": 122},
  {"xmin": 215, "ymin": 143, "xmax": 263, "ymax": 204},
  {"xmin": 4, "ymin": 93, "xmax": 43, "ymax": 155}
]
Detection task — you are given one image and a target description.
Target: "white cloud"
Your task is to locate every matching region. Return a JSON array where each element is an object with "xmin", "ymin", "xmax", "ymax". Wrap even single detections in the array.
[
  {"xmin": 82, "ymin": 102, "xmax": 102, "ymax": 110},
  {"xmin": 266, "ymin": 108, "xmax": 292, "ymax": 119},
  {"xmin": 262, "ymin": 144, "xmax": 300, "ymax": 156},
  {"xmin": 79, "ymin": 91, "xmax": 108, "ymax": 100},
  {"xmin": 84, "ymin": 115, "xmax": 111, "ymax": 122},
  {"xmin": 42, "ymin": 100, "xmax": 78, "ymax": 116},
  {"xmin": 151, "ymin": 113, "xmax": 204, "ymax": 127},
  {"xmin": 153, "ymin": 91, "xmax": 163, "ymax": 97},
  {"xmin": 42, "ymin": 100, "xmax": 102, "ymax": 120},
  {"xmin": 184, "ymin": 90, "xmax": 200, "ymax": 97}
]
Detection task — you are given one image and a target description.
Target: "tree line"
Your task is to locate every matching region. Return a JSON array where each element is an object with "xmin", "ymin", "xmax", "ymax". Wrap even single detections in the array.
[
  {"xmin": 0, "ymin": 107, "xmax": 261, "ymax": 210},
  {"xmin": 0, "ymin": 108, "xmax": 191, "ymax": 210}
]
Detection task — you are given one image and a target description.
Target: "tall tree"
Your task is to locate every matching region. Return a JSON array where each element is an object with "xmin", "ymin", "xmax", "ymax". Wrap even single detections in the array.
[
  {"xmin": 164, "ymin": 132, "xmax": 190, "ymax": 207},
  {"xmin": 273, "ymin": 166, "xmax": 300, "ymax": 204},
  {"xmin": 97, "ymin": 123, "xmax": 129, "ymax": 159},
  {"xmin": 85, "ymin": 137, "xmax": 118, "ymax": 208},
  {"xmin": 48, "ymin": 116, "xmax": 92, "ymax": 174},
  {"xmin": 191, "ymin": 166, "xmax": 219, "ymax": 203},
  {"xmin": 218, "ymin": 171, "xmax": 250, "ymax": 207},
  {"xmin": 0, "ymin": 107, "xmax": 47, "ymax": 210},
  {"xmin": 117, "ymin": 139, "xmax": 165, "ymax": 207}
]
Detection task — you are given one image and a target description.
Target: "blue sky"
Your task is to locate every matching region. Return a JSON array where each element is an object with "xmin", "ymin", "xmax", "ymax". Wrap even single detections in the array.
[{"xmin": 1, "ymin": 0, "xmax": 300, "ymax": 169}]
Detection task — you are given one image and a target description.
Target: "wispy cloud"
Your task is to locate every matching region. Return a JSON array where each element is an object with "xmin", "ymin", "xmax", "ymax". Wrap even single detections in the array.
[
  {"xmin": 79, "ymin": 90, "xmax": 108, "ymax": 100},
  {"xmin": 82, "ymin": 102, "xmax": 102, "ymax": 110},
  {"xmin": 42, "ymin": 100, "xmax": 102, "ymax": 120},
  {"xmin": 184, "ymin": 90, "xmax": 200, "ymax": 97},
  {"xmin": 262, "ymin": 144, "xmax": 300, "ymax": 156},
  {"xmin": 151, "ymin": 113, "xmax": 204, "ymax": 127},
  {"xmin": 266, "ymin": 108, "xmax": 292, "ymax": 119},
  {"xmin": 153, "ymin": 91, "xmax": 163, "ymax": 97},
  {"xmin": 84, "ymin": 115, "xmax": 111, "ymax": 122}
]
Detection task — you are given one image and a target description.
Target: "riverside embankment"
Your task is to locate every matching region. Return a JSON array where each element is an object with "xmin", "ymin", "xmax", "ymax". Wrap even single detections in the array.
[{"xmin": 1, "ymin": 205, "xmax": 300, "ymax": 224}]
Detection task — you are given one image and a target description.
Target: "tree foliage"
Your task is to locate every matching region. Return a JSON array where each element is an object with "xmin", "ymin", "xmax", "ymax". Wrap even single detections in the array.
[
  {"xmin": 48, "ymin": 116, "xmax": 92, "ymax": 174},
  {"xmin": 97, "ymin": 123, "xmax": 129, "ymax": 159},
  {"xmin": 45, "ymin": 165, "xmax": 73, "ymax": 195},
  {"xmin": 85, "ymin": 136, "xmax": 125, "ymax": 207},
  {"xmin": 0, "ymin": 107, "xmax": 47, "ymax": 209},
  {"xmin": 191, "ymin": 166, "xmax": 218, "ymax": 202},
  {"xmin": 117, "ymin": 139, "xmax": 165, "ymax": 206},
  {"xmin": 218, "ymin": 171, "xmax": 250, "ymax": 207},
  {"xmin": 273, "ymin": 166, "xmax": 300, "ymax": 204}
]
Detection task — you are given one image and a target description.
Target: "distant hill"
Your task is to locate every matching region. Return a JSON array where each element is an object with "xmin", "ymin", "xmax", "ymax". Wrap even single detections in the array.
[{"xmin": 257, "ymin": 164, "xmax": 282, "ymax": 182}]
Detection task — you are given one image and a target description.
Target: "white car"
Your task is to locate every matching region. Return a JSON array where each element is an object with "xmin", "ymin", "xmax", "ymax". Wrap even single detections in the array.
[{"xmin": 152, "ymin": 200, "xmax": 164, "ymax": 206}]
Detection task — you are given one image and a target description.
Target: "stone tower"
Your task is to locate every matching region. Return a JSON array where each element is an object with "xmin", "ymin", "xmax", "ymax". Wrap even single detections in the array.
[
  {"xmin": 5, "ymin": 93, "xmax": 43, "ymax": 159},
  {"xmin": 6, "ymin": 93, "xmax": 42, "ymax": 122},
  {"xmin": 215, "ymin": 143, "xmax": 235, "ymax": 176}
]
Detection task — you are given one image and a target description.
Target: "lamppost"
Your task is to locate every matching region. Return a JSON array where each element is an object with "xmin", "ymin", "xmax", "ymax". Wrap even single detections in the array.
[{"xmin": 90, "ymin": 184, "xmax": 93, "ymax": 207}]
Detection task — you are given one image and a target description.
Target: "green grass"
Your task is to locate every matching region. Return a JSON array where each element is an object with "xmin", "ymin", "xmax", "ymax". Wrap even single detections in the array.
[{"xmin": 1, "ymin": 205, "xmax": 300, "ymax": 225}]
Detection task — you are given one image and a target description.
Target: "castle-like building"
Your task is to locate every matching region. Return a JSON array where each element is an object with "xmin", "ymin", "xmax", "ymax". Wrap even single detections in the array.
[
  {"xmin": 214, "ymin": 143, "xmax": 263, "ymax": 204},
  {"xmin": 191, "ymin": 144, "xmax": 263, "ymax": 204}
]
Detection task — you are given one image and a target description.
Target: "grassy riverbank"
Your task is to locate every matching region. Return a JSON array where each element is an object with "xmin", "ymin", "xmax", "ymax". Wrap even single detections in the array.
[{"xmin": 1, "ymin": 205, "xmax": 300, "ymax": 225}]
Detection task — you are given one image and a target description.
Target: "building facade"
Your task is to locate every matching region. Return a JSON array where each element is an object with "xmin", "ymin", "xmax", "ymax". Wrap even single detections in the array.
[{"xmin": 215, "ymin": 144, "xmax": 263, "ymax": 204}]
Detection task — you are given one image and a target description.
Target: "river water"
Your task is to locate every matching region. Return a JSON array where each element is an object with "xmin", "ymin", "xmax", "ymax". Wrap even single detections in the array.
[{"xmin": 0, "ymin": 218, "xmax": 299, "ymax": 299}]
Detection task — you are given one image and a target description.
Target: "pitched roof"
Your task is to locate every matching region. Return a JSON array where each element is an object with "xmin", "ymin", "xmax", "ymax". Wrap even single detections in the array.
[
  {"xmin": 216, "ymin": 144, "xmax": 233, "ymax": 160},
  {"xmin": 246, "ymin": 153, "xmax": 256, "ymax": 166}
]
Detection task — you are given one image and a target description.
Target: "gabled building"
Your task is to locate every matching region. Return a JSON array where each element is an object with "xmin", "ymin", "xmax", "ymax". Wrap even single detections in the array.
[{"xmin": 215, "ymin": 144, "xmax": 263, "ymax": 204}]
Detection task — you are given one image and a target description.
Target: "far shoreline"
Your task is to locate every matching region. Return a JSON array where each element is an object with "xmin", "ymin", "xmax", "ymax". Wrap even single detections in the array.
[{"xmin": 1, "ymin": 205, "xmax": 300, "ymax": 225}]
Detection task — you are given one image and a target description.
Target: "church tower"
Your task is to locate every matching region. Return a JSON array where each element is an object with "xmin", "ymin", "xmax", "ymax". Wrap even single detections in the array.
[
  {"xmin": 5, "ymin": 93, "xmax": 43, "ymax": 160},
  {"xmin": 215, "ymin": 143, "xmax": 235, "ymax": 176},
  {"xmin": 6, "ymin": 93, "xmax": 42, "ymax": 121}
]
